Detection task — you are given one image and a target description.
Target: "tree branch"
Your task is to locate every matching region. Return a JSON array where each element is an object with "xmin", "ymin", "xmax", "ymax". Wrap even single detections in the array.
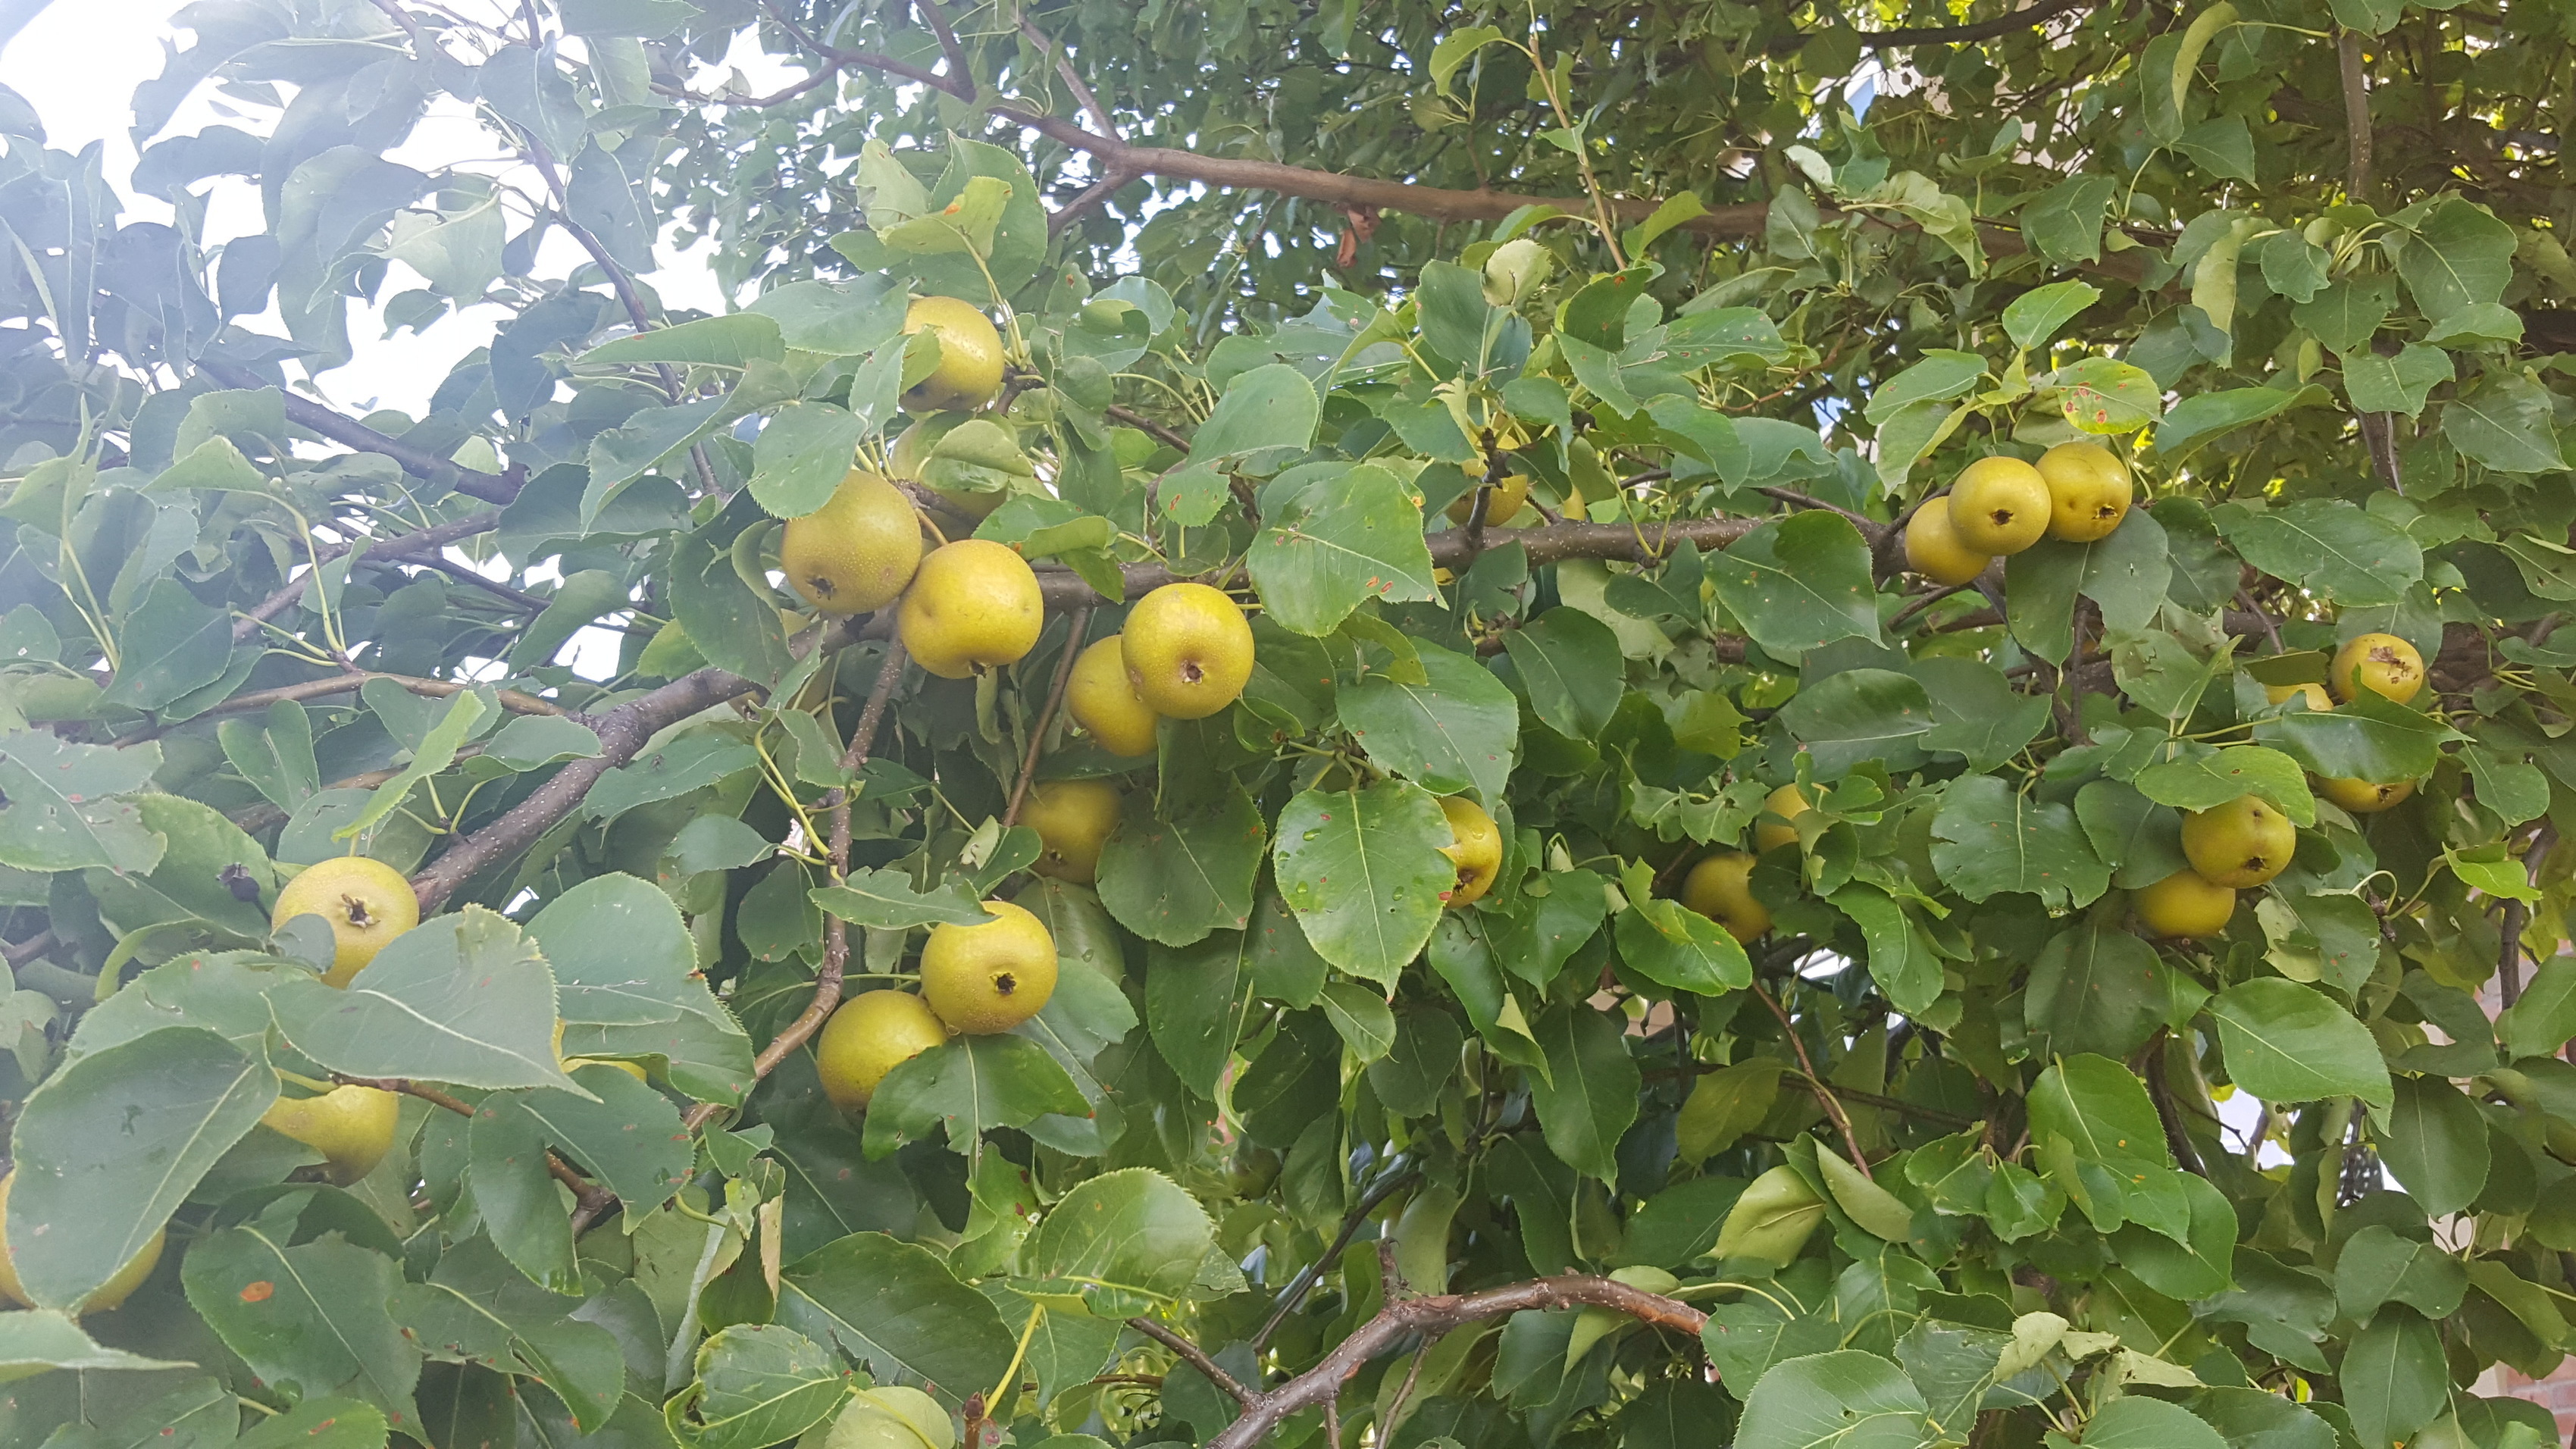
[
  {"xmin": 680, "ymin": 642, "xmax": 909, "ymax": 1133},
  {"xmin": 233, "ymin": 510, "xmax": 505, "ymax": 642},
  {"xmin": 198, "ymin": 362, "xmax": 522, "ymax": 503},
  {"xmin": 1004, "ymin": 610, "xmax": 1089, "ymax": 828},
  {"xmin": 198, "ymin": 670, "xmax": 565, "ymax": 721},
  {"xmin": 1253, "ymin": 1163, "xmax": 1420, "ymax": 1352},
  {"xmin": 408, "ymin": 663, "xmax": 760, "ymax": 914},
  {"xmin": 1206, "ymin": 1275, "xmax": 1707, "ymax": 1449},
  {"xmin": 1129, "ymin": 1316, "xmax": 1254, "ymax": 1405},
  {"xmin": 1848, "ymin": 0, "xmax": 2095, "ymax": 48}
]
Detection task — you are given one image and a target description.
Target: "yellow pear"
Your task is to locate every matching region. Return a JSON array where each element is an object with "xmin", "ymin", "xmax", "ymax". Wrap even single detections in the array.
[
  {"xmin": 1438, "ymin": 796, "xmax": 1503, "ymax": 907},
  {"xmin": 901, "ymin": 296, "xmax": 1004, "ymax": 412},
  {"xmin": 2266, "ymin": 683, "xmax": 2333, "ymax": 712},
  {"xmin": 781, "ymin": 469, "xmax": 924, "ymax": 615},
  {"xmin": 272, "ymin": 856, "xmax": 420, "ymax": 988},
  {"xmin": 261, "ymin": 1082, "xmax": 400, "ymax": 1185},
  {"xmin": 1025, "ymin": 779, "xmax": 1122, "ymax": 884},
  {"xmin": 2133, "ymin": 870, "xmax": 2236, "ymax": 940},
  {"xmin": 2318, "ymin": 775, "xmax": 2416, "ymax": 814},
  {"xmin": 1946, "ymin": 455, "xmax": 2052, "ymax": 555},
  {"xmin": 1122, "ymin": 583, "xmax": 1255, "ymax": 719},
  {"xmin": 920, "ymin": 900, "xmax": 1057, "ymax": 1034},
  {"xmin": 2180, "ymin": 795, "xmax": 2297, "ymax": 888},
  {"xmin": 2330, "ymin": 632, "xmax": 2425, "ymax": 705},
  {"xmin": 0, "ymin": 1172, "xmax": 162, "ymax": 1314},
  {"xmin": 1755, "ymin": 784, "xmax": 1812, "ymax": 854},
  {"xmin": 815, "ymin": 990, "xmax": 951, "ymax": 1112},
  {"xmin": 1446, "ymin": 473, "xmax": 1531, "ymax": 526},
  {"xmin": 1903, "ymin": 497, "xmax": 1992, "ymax": 587},
  {"xmin": 2037, "ymin": 441, "xmax": 2133, "ymax": 542},
  {"xmin": 898, "ymin": 540, "xmax": 1043, "ymax": 678},
  {"xmin": 1679, "ymin": 852, "xmax": 1771, "ymax": 944},
  {"xmin": 1066, "ymin": 636, "xmax": 1160, "ymax": 756}
]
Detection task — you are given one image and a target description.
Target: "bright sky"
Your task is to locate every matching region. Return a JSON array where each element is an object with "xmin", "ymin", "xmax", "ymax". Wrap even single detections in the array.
[{"xmin": 0, "ymin": 2, "xmax": 802, "ymax": 677}]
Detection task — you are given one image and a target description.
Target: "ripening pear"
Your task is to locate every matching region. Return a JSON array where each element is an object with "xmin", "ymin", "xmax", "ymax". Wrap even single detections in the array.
[
  {"xmin": 2133, "ymin": 870, "xmax": 2236, "ymax": 940},
  {"xmin": 1122, "ymin": 583, "xmax": 1255, "ymax": 719},
  {"xmin": 2330, "ymin": 632, "xmax": 2425, "ymax": 705},
  {"xmin": 1947, "ymin": 455, "xmax": 2052, "ymax": 555},
  {"xmin": 2266, "ymin": 683, "xmax": 2333, "ymax": 712},
  {"xmin": 899, "ymin": 540, "xmax": 1043, "ymax": 678},
  {"xmin": 2317, "ymin": 775, "xmax": 2416, "ymax": 814},
  {"xmin": 261, "ymin": 1082, "xmax": 401, "ymax": 1185},
  {"xmin": 273, "ymin": 856, "xmax": 420, "ymax": 987},
  {"xmin": 815, "ymin": 990, "xmax": 950, "ymax": 1113},
  {"xmin": 901, "ymin": 297, "xmax": 1004, "ymax": 412},
  {"xmin": 1438, "ymin": 796, "xmax": 1502, "ymax": 907},
  {"xmin": 1447, "ymin": 472, "xmax": 1531, "ymax": 527},
  {"xmin": 2036, "ymin": 441, "xmax": 2132, "ymax": 543},
  {"xmin": 1755, "ymin": 784, "xmax": 1813, "ymax": 854},
  {"xmin": 1903, "ymin": 497, "xmax": 1992, "ymax": 587},
  {"xmin": 1680, "ymin": 852, "xmax": 1771, "ymax": 944},
  {"xmin": 1025, "ymin": 778, "xmax": 1122, "ymax": 884},
  {"xmin": 0, "ymin": 1172, "xmax": 162, "ymax": 1314},
  {"xmin": 781, "ymin": 470, "xmax": 923, "ymax": 615},
  {"xmin": 1066, "ymin": 636, "xmax": 1160, "ymax": 756},
  {"xmin": 920, "ymin": 900, "xmax": 1057, "ymax": 1034},
  {"xmin": 2180, "ymin": 795, "xmax": 2297, "ymax": 888}
]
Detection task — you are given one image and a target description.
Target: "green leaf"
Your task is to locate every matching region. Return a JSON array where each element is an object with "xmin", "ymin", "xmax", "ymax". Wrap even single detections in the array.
[
  {"xmin": 515, "ymin": 1063, "xmax": 694, "ymax": 1212},
  {"xmin": 681, "ymin": 1324, "xmax": 847, "ymax": 1449},
  {"xmin": 2396, "ymin": 199, "xmax": 2517, "ymax": 320},
  {"xmin": 270, "ymin": 906, "xmax": 585, "ymax": 1094},
  {"xmin": 1929, "ymin": 775, "xmax": 2110, "ymax": 911},
  {"xmin": 336, "ymin": 689, "xmax": 487, "ymax": 842},
  {"xmin": 9, "ymin": 1025, "xmax": 272, "ymax": 1309},
  {"xmin": 2343, "ymin": 344, "xmax": 2453, "ymax": 418},
  {"xmin": 776, "ymin": 1232, "xmax": 1016, "ymax": 1401},
  {"xmin": 1431, "ymin": 26, "xmax": 1509, "ymax": 95},
  {"xmin": 1272, "ymin": 781, "xmax": 1452, "ymax": 987},
  {"xmin": 468, "ymin": 1088, "xmax": 581, "ymax": 1291},
  {"xmin": 2342, "ymin": 1309, "xmax": 2449, "ymax": 1449},
  {"xmin": 812, "ymin": 868, "xmax": 995, "ymax": 930},
  {"xmin": 2079, "ymin": 1397, "xmax": 2228, "ymax": 1449},
  {"xmin": 750, "ymin": 402, "xmax": 866, "ymax": 519},
  {"xmin": 584, "ymin": 396, "xmax": 728, "ymax": 527},
  {"xmin": 1526, "ymin": 1006, "xmax": 1639, "ymax": 1182},
  {"xmin": 2296, "ymin": 276, "xmax": 2398, "ymax": 355},
  {"xmin": 2372, "ymin": 1075, "xmax": 2490, "ymax": 1216},
  {"xmin": 1016, "ymin": 1168, "xmax": 1216, "ymax": 1316},
  {"xmin": 0, "ymin": 1310, "xmax": 189, "ymax": 1382},
  {"xmin": 2253, "ymin": 691, "xmax": 2456, "ymax": 783},
  {"xmin": 2002, "ymin": 281, "xmax": 2101, "ymax": 352},
  {"xmin": 2174, "ymin": 116, "xmax": 2256, "ymax": 181},
  {"xmin": 1817, "ymin": 1144, "xmax": 1917, "ymax": 1241},
  {"xmin": 1862, "ymin": 350, "xmax": 1986, "ymax": 424},
  {"xmin": 1733, "ymin": 1350, "xmax": 1931, "ymax": 1449},
  {"xmin": 1245, "ymin": 463, "xmax": 1439, "ymax": 635},
  {"xmin": 1914, "ymin": 657, "xmax": 2051, "ymax": 772},
  {"xmin": 2443, "ymin": 373, "xmax": 2567, "ymax": 474},
  {"xmin": 2134, "ymin": 745, "xmax": 2315, "ymax": 826},
  {"xmin": 862, "ymin": 1034, "xmax": 1090, "ymax": 1160},
  {"xmin": 2498, "ymin": 957, "xmax": 2576, "ymax": 1059},
  {"xmin": 2114, "ymin": 1169, "xmax": 2238, "ymax": 1299},
  {"xmin": 585, "ymin": 730, "xmax": 760, "ymax": 820},
  {"xmin": 99, "ymin": 577, "xmax": 230, "ymax": 710},
  {"xmin": 582, "ymin": 313, "xmax": 783, "ymax": 368},
  {"xmin": 2214, "ymin": 498, "xmax": 2423, "ymax": 608},
  {"xmin": 1336, "ymin": 640, "xmax": 1518, "ymax": 800},
  {"xmin": 1614, "ymin": 897, "xmax": 1753, "ymax": 996},
  {"xmin": 0, "ymin": 731, "xmax": 164, "ymax": 875},
  {"xmin": 181, "ymin": 1216, "xmax": 421, "ymax": 1421},
  {"xmin": 1706, "ymin": 512, "xmax": 1881, "ymax": 659},
  {"xmin": 2210, "ymin": 978, "xmax": 2392, "ymax": 1108},
  {"xmin": 2007, "ymin": 508, "xmax": 2171, "ymax": 662},
  {"xmin": 527, "ymin": 871, "xmax": 700, "ymax": 1026},
  {"xmin": 1095, "ymin": 782, "xmax": 1265, "ymax": 947},
  {"xmin": 2154, "ymin": 384, "xmax": 2316, "ymax": 455},
  {"xmin": 2335, "ymin": 1225, "xmax": 2468, "ymax": 1323},
  {"xmin": 1145, "ymin": 928, "xmax": 1263, "ymax": 1100},
  {"xmin": 2050, "ymin": 356, "xmax": 2164, "ymax": 433},
  {"xmin": 1828, "ymin": 884, "xmax": 1940, "ymax": 1017},
  {"xmin": 2023, "ymin": 174, "xmax": 2117, "ymax": 264},
  {"xmin": 1776, "ymin": 668, "xmax": 1937, "ymax": 778},
  {"xmin": 1504, "ymin": 606, "xmax": 1626, "ymax": 738},
  {"xmin": 2026, "ymin": 922, "xmax": 2171, "ymax": 1061},
  {"xmin": 746, "ymin": 276, "xmax": 907, "ymax": 356},
  {"xmin": 1188, "ymin": 362, "xmax": 1319, "ymax": 463},
  {"xmin": 2191, "ymin": 1388, "xmax": 2338, "ymax": 1449},
  {"xmin": 561, "ymin": 0, "xmax": 704, "ymax": 38},
  {"xmin": 2027, "ymin": 1053, "xmax": 2180, "ymax": 1235}
]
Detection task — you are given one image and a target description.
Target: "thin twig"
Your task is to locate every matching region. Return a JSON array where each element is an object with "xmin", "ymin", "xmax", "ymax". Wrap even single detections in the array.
[
  {"xmin": 1103, "ymin": 402, "xmax": 1191, "ymax": 453},
  {"xmin": 2, "ymin": 931, "xmax": 55, "ymax": 969},
  {"xmin": 1003, "ymin": 609, "xmax": 1091, "ymax": 828},
  {"xmin": 680, "ymin": 641, "xmax": 909, "ymax": 1133},
  {"xmin": 1252, "ymin": 1163, "xmax": 1420, "ymax": 1352},
  {"xmin": 232, "ymin": 510, "xmax": 505, "ymax": 641},
  {"xmin": 1128, "ymin": 1317, "xmax": 1254, "ymax": 1406},
  {"xmin": 1753, "ymin": 982, "xmax": 1873, "ymax": 1179},
  {"xmin": 1018, "ymin": 14, "xmax": 1118, "ymax": 138},
  {"xmin": 913, "ymin": 0, "xmax": 976, "ymax": 100},
  {"xmin": 199, "ymin": 362, "xmax": 524, "ymax": 503},
  {"xmin": 193, "ymin": 671, "xmax": 564, "ymax": 721}
]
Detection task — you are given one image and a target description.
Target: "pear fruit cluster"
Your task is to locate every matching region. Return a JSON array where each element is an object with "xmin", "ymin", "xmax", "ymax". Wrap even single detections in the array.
[
  {"xmin": 1677, "ymin": 784, "xmax": 1815, "ymax": 944},
  {"xmin": 1904, "ymin": 443, "xmax": 2133, "ymax": 587},
  {"xmin": 814, "ymin": 900, "xmax": 1060, "ymax": 1112},
  {"xmin": 1066, "ymin": 582, "xmax": 1257, "ymax": 755}
]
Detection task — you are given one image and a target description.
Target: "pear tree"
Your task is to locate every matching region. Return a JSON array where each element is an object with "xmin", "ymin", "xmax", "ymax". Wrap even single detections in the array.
[{"xmin": 0, "ymin": 3, "xmax": 2574, "ymax": 1448}]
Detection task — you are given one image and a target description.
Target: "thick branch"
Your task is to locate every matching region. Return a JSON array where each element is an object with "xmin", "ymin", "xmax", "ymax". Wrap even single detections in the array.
[
  {"xmin": 408, "ymin": 664, "xmax": 759, "ymax": 913},
  {"xmin": 199, "ymin": 362, "xmax": 521, "ymax": 503},
  {"xmin": 1206, "ymin": 1275, "xmax": 1707, "ymax": 1449}
]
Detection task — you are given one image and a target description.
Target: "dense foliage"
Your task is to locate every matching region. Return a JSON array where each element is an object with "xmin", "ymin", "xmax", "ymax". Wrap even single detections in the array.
[{"xmin": 0, "ymin": 1, "xmax": 2574, "ymax": 1447}]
